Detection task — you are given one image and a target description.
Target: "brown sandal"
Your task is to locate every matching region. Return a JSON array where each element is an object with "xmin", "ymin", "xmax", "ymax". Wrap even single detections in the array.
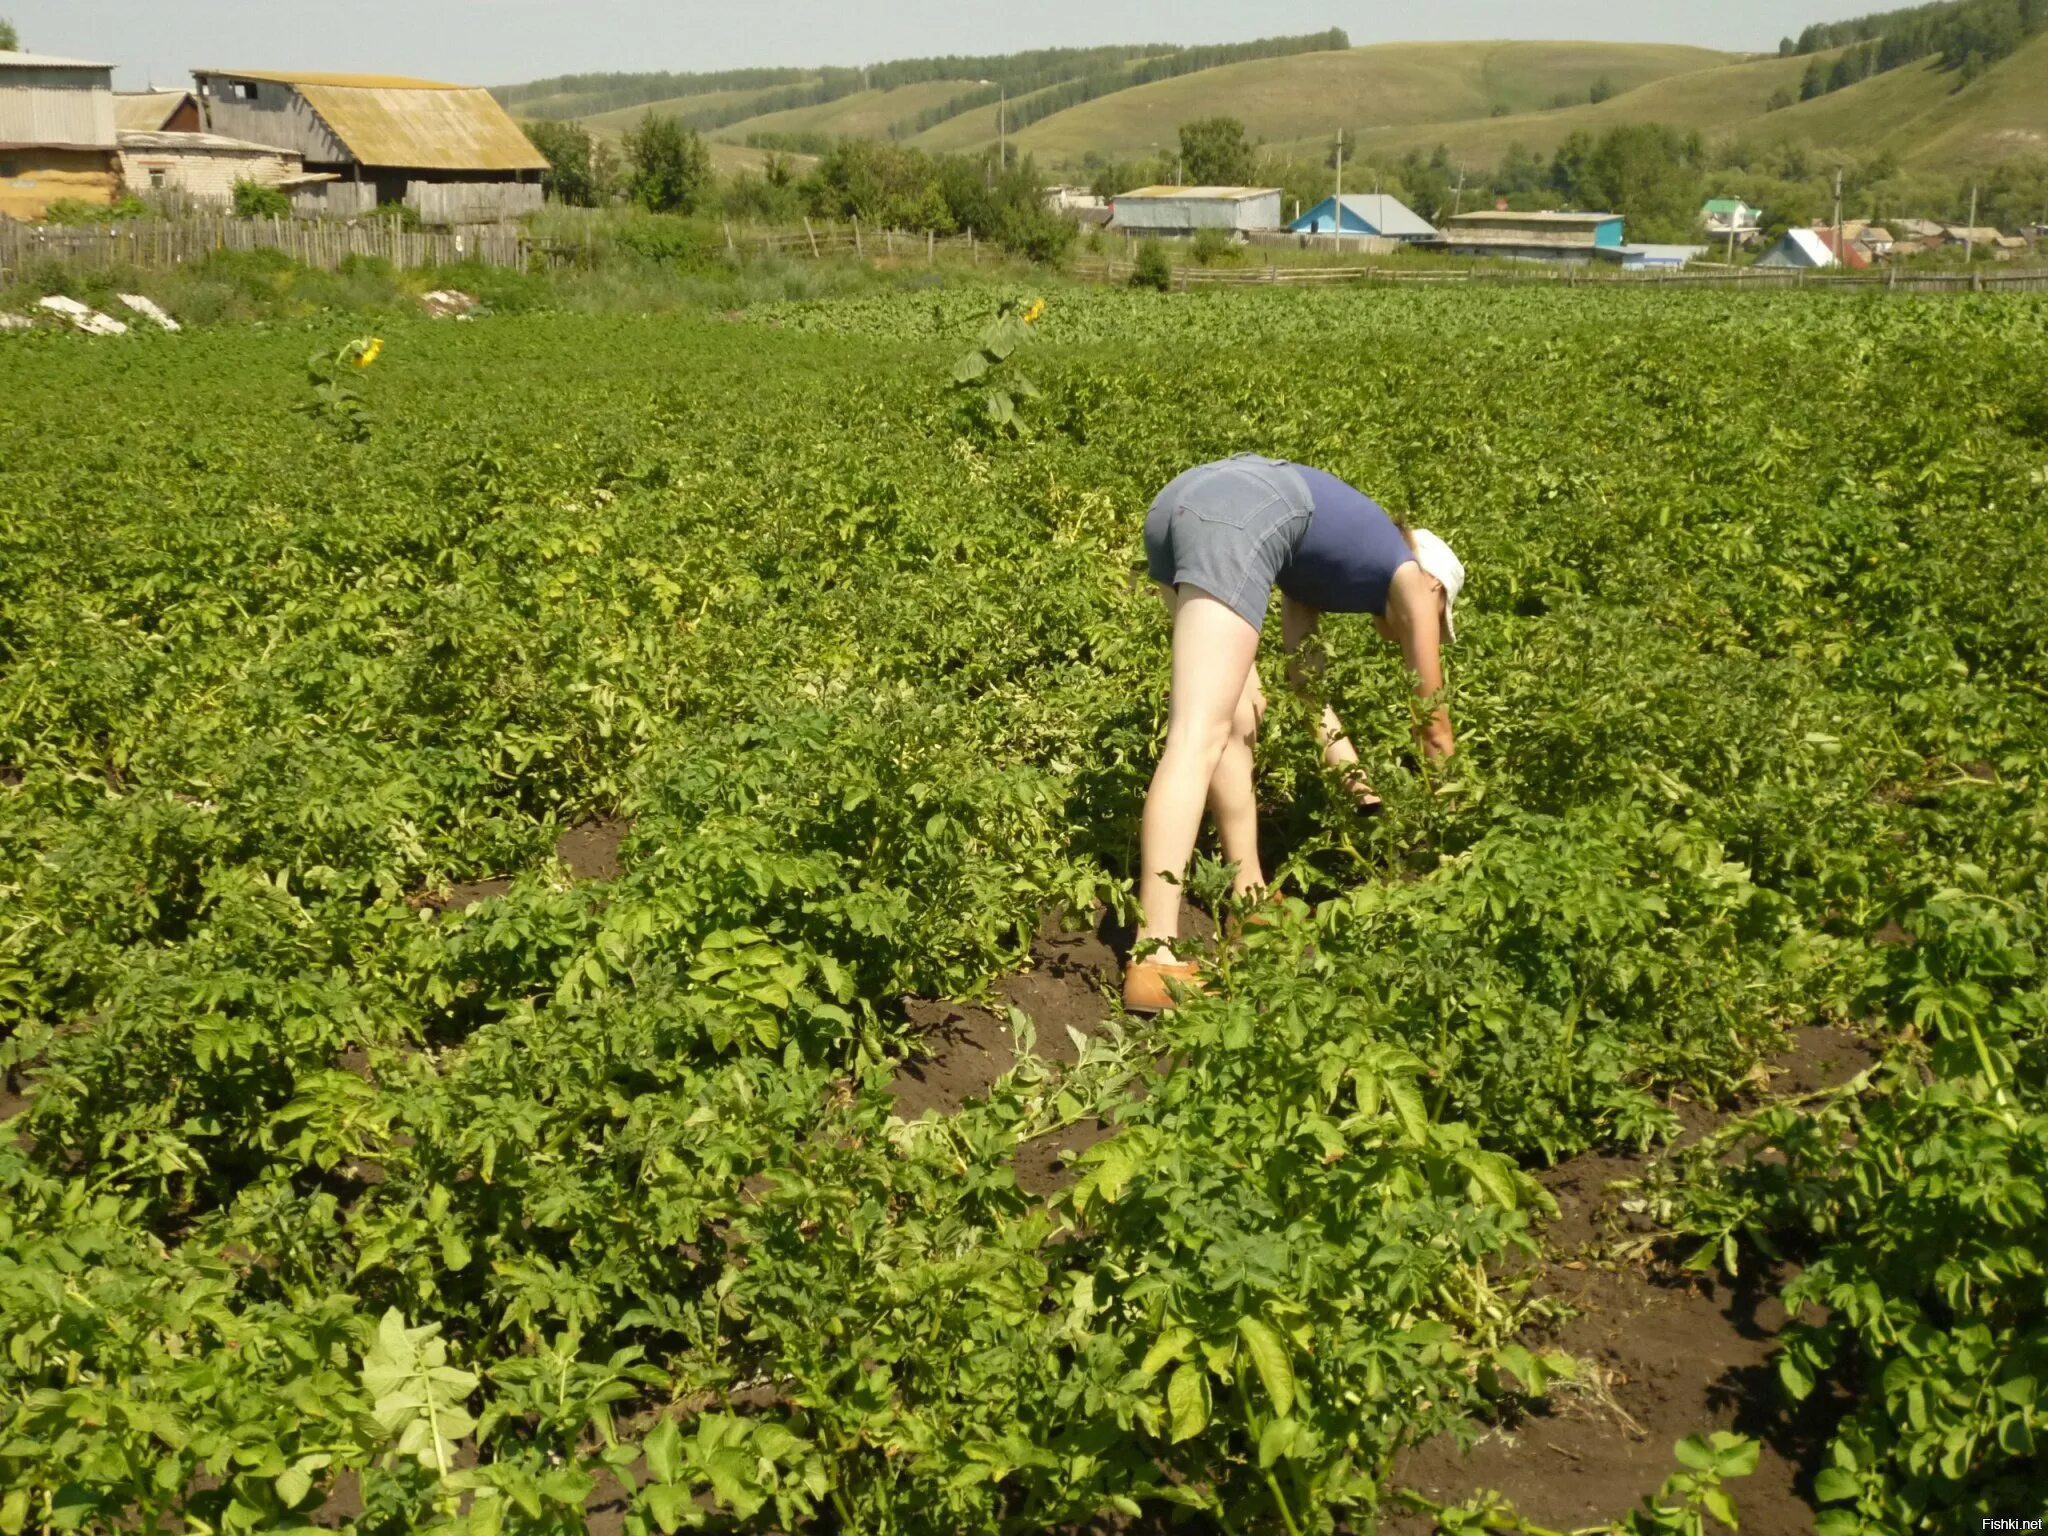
[{"xmin": 1122, "ymin": 959, "xmax": 1205, "ymax": 1015}]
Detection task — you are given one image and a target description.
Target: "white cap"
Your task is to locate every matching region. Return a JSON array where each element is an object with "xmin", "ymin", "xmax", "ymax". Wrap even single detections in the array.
[{"xmin": 1410, "ymin": 528, "xmax": 1464, "ymax": 642}]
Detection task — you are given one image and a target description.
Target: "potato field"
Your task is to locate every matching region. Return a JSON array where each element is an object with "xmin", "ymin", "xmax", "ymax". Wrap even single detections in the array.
[{"xmin": 1, "ymin": 283, "xmax": 2043, "ymax": 1534}]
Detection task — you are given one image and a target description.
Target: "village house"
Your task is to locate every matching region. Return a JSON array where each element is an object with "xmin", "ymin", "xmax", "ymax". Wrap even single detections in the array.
[
  {"xmin": 190, "ymin": 67, "xmax": 547, "ymax": 223},
  {"xmin": 1754, "ymin": 227, "xmax": 1837, "ymax": 269},
  {"xmin": 1700, "ymin": 196, "xmax": 1763, "ymax": 236},
  {"xmin": 1434, "ymin": 209, "xmax": 1624, "ymax": 263},
  {"xmin": 0, "ymin": 50, "xmax": 119, "ymax": 219},
  {"xmin": 1108, "ymin": 185, "xmax": 1283, "ymax": 236},
  {"xmin": 118, "ymin": 130, "xmax": 305, "ymax": 205},
  {"xmin": 1286, "ymin": 192, "xmax": 1436, "ymax": 242}
]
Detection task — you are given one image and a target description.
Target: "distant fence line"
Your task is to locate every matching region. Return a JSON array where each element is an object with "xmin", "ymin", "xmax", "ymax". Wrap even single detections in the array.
[
  {"xmin": 0, "ymin": 215, "xmax": 528, "ymax": 277},
  {"xmin": 6, "ymin": 213, "xmax": 2044, "ymax": 297},
  {"xmin": 1068, "ymin": 256, "xmax": 2048, "ymax": 295}
]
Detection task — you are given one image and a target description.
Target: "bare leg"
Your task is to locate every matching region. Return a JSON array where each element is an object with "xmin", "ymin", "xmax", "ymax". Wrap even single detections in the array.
[
  {"xmin": 1138, "ymin": 586, "xmax": 1261, "ymax": 960},
  {"xmin": 1207, "ymin": 669, "xmax": 1266, "ymax": 895}
]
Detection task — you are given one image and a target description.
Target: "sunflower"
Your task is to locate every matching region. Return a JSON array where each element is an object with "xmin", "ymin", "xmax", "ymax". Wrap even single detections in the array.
[
  {"xmin": 354, "ymin": 338, "xmax": 384, "ymax": 369},
  {"xmin": 1021, "ymin": 298, "xmax": 1046, "ymax": 325}
]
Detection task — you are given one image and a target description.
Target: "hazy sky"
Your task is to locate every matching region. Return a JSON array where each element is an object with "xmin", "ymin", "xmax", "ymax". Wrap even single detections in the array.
[{"xmin": 7, "ymin": 2, "xmax": 1883, "ymax": 91}]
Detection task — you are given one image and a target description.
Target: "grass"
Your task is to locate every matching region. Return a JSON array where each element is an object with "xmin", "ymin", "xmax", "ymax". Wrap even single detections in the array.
[
  {"xmin": 1009, "ymin": 40, "xmax": 1737, "ymax": 162},
  {"xmin": 578, "ymin": 84, "xmax": 820, "ymax": 142},
  {"xmin": 709, "ymin": 81, "xmax": 985, "ymax": 145}
]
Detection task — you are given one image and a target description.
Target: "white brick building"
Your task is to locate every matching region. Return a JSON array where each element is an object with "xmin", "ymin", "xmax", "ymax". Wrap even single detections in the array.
[{"xmin": 118, "ymin": 129, "xmax": 304, "ymax": 204}]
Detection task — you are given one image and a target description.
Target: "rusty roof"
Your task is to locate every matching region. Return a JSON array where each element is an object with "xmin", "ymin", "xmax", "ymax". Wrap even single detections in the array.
[
  {"xmin": 194, "ymin": 68, "xmax": 546, "ymax": 171},
  {"xmin": 115, "ymin": 91, "xmax": 194, "ymax": 131}
]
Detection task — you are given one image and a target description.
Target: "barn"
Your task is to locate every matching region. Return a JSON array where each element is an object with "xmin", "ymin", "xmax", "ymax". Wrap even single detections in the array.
[
  {"xmin": 1436, "ymin": 210, "xmax": 1625, "ymax": 263},
  {"xmin": 1109, "ymin": 185, "xmax": 1283, "ymax": 236},
  {"xmin": 1287, "ymin": 193, "xmax": 1435, "ymax": 241},
  {"xmin": 0, "ymin": 50, "xmax": 119, "ymax": 220},
  {"xmin": 115, "ymin": 91, "xmax": 201, "ymax": 134},
  {"xmin": 190, "ymin": 68, "xmax": 547, "ymax": 223}
]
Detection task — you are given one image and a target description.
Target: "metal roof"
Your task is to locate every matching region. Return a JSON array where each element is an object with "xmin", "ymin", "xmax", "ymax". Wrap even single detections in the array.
[
  {"xmin": 194, "ymin": 68, "xmax": 547, "ymax": 171},
  {"xmin": 115, "ymin": 91, "xmax": 193, "ymax": 131},
  {"xmin": 119, "ymin": 129, "xmax": 297, "ymax": 155},
  {"xmin": 1445, "ymin": 209, "xmax": 1620, "ymax": 225},
  {"xmin": 1294, "ymin": 192, "xmax": 1435, "ymax": 237},
  {"xmin": 194, "ymin": 68, "xmax": 464, "ymax": 90},
  {"xmin": 1116, "ymin": 185, "xmax": 1279, "ymax": 200},
  {"xmin": 0, "ymin": 49, "xmax": 112, "ymax": 70}
]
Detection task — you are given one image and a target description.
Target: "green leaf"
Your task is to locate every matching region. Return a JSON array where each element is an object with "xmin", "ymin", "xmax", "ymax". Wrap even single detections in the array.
[
  {"xmin": 1386, "ymin": 1077, "xmax": 1429, "ymax": 1143},
  {"xmin": 1702, "ymin": 1486, "xmax": 1738, "ymax": 1529},
  {"xmin": 951, "ymin": 351, "xmax": 989, "ymax": 383},
  {"xmin": 1812, "ymin": 1467, "xmax": 1858, "ymax": 1503},
  {"xmin": 643, "ymin": 1417, "xmax": 682, "ymax": 1484},
  {"xmin": 1672, "ymin": 1433, "xmax": 1715, "ymax": 1470},
  {"xmin": 1166, "ymin": 1362, "xmax": 1210, "ymax": 1442},
  {"xmin": 1141, "ymin": 1325, "xmax": 1194, "ymax": 1377},
  {"xmin": 1777, "ymin": 1350, "xmax": 1815, "ymax": 1401},
  {"xmin": 274, "ymin": 1465, "xmax": 312, "ymax": 1509},
  {"xmin": 1237, "ymin": 1316, "xmax": 1295, "ymax": 1418}
]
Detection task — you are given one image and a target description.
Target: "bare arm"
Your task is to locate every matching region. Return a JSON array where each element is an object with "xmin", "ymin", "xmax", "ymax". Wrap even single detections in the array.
[
  {"xmin": 1281, "ymin": 596, "xmax": 1377, "ymax": 798},
  {"xmin": 1386, "ymin": 564, "xmax": 1455, "ymax": 760}
]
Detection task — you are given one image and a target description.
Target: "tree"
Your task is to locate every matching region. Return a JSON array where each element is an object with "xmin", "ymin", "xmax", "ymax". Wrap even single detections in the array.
[
  {"xmin": 1178, "ymin": 116, "xmax": 1254, "ymax": 186},
  {"xmin": 524, "ymin": 120, "xmax": 602, "ymax": 207},
  {"xmin": 1800, "ymin": 57, "xmax": 1828, "ymax": 100},
  {"xmin": 0, "ymin": 18, "xmax": 17, "ymax": 49},
  {"xmin": 1765, "ymin": 88, "xmax": 1795, "ymax": 112},
  {"xmin": 1576, "ymin": 123, "xmax": 1703, "ymax": 241},
  {"xmin": 623, "ymin": 112, "xmax": 711, "ymax": 214},
  {"xmin": 1779, "ymin": 36, "xmax": 1797, "ymax": 55},
  {"xmin": 1588, "ymin": 75, "xmax": 1616, "ymax": 104}
]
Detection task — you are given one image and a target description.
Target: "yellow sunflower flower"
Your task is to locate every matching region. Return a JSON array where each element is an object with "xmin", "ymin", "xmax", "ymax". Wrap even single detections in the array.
[
  {"xmin": 1021, "ymin": 298, "xmax": 1046, "ymax": 325},
  {"xmin": 354, "ymin": 338, "xmax": 384, "ymax": 370}
]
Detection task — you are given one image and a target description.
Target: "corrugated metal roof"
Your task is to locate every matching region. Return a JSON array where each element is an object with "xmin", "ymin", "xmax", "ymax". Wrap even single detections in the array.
[
  {"xmin": 1116, "ymin": 185, "xmax": 1278, "ymax": 200},
  {"xmin": 0, "ymin": 55, "xmax": 116, "ymax": 148},
  {"xmin": 120, "ymin": 129, "xmax": 297, "ymax": 155},
  {"xmin": 195, "ymin": 69, "xmax": 546, "ymax": 171},
  {"xmin": 0, "ymin": 49, "xmax": 112, "ymax": 70},
  {"xmin": 195, "ymin": 68, "xmax": 464, "ymax": 90},
  {"xmin": 1445, "ymin": 209, "xmax": 1619, "ymax": 226},
  {"xmin": 115, "ymin": 91, "xmax": 193, "ymax": 131}
]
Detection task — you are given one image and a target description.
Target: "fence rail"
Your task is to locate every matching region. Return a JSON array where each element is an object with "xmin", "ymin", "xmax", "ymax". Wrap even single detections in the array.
[
  {"xmin": 7, "ymin": 211, "xmax": 2044, "ymax": 297},
  {"xmin": 1068, "ymin": 256, "xmax": 2048, "ymax": 294}
]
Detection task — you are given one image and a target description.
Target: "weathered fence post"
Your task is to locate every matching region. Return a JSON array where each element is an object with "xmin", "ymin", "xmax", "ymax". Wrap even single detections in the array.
[
  {"xmin": 927, "ymin": 229, "xmax": 935, "ymax": 263},
  {"xmin": 853, "ymin": 215, "xmax": 862, "ymax": 256},
  {"xmin": 803, "ymin": 217, "xmax": 819, "ymax": 258}
]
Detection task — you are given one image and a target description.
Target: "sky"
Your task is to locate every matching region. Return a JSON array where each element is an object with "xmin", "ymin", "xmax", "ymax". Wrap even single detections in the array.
[{"xmin": 5, "ymin": 2, "xmax": 1890, "ymax": 91}]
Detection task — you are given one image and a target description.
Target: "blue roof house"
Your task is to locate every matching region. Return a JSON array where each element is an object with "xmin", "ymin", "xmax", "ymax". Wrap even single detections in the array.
[{"xmin": 1288, "ymin": 192, "xmax": 1436, "ymax": 240}]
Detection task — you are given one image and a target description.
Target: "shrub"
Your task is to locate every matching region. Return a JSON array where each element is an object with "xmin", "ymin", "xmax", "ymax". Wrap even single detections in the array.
[
  {"xmin": 1130, "ymin": 237, "xmax": 1173, "ymax": 290},
  {"xmin": 232, "ymin": 180, "xmax": 291, "ymax": 219},
  {"xmin": 1191, "ymin": 227, "xmax": 1242, "ymax": 266}
]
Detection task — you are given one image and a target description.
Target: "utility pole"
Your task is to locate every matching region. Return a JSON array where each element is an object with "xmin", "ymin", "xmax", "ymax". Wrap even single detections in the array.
[
  {"xmin": 1833, "ymin": 167, "xmax": 1843, "ymax": 273},
  {"xmin": 1333, "ymin": 128, "xmax": 1342, "ymax": 249},
  {"xmin": 1452, "ymin": 167, "xmax": 1466, "ymax": 217},
  {"xmin": 998, "ymin": 84, "xmax": 1006, "ymax": 172},
  {"xmin": 1964, "ymin": 183, "xmax": 1977, "ymax": 262}
]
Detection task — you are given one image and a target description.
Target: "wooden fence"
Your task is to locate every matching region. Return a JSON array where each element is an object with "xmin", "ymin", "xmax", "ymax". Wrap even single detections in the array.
[
  {"xmin": 0, "ymin": 215, "xmax": 529, "ymax": 277},
  {"xmin": 1068, "ymin": 256, "xmax": 2048, "ymax": 295}
]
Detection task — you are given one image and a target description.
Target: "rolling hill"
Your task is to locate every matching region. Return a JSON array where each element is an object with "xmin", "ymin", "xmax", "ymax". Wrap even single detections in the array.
[
  {"xmin": 538, "ymin": 25, "xmax": 2048, "ymax": 182},
  {"xmin": 1007, "ymin": 41, "xmax": 1737, "ymax": 162}
]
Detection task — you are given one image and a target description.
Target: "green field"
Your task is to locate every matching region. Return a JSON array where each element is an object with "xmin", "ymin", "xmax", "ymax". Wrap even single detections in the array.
[{"xmin": 2, "ymin": 282, "xmax": 2044, "ymax": 1533}]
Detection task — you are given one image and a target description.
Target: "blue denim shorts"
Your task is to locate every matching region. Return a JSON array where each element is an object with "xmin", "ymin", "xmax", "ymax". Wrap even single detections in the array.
[{"xmin": 1143, "ymin": 455, "xmax": 1313, "ymax": 632}]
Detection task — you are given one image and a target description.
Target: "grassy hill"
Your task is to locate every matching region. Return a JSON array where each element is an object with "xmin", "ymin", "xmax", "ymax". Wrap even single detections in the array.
[
  {"xmin": 1010, "ymin": 40, "xmax": 1735, "ymax": 162},
  {"xmin": 580, "ymin": 84, "xmax": 818, "ymax": 142},
  {"xmin": 551, "ymin": 28, "xmax": 2047, "ymax": 182},
  {"xmin": 708, "ymin": 80, "xmax": 984, "ymax": 144}
]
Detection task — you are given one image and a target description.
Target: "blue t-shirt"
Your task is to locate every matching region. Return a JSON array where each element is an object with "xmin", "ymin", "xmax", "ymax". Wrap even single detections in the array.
[{"xmin": 1274, "ymin": 465, "xmax": 1415, "ymax": 615}]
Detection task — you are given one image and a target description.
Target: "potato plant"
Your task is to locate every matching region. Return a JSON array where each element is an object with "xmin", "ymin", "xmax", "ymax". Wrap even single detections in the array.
[{"xmin": 0, "ymin": 282, "xmax": 2043, "ymax": 1532}]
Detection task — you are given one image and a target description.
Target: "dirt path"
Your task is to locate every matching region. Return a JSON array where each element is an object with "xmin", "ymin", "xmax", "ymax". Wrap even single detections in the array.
[{"xmin": 1382, "ymin": 1023, "xmax": 1879, "ymax": 1536}]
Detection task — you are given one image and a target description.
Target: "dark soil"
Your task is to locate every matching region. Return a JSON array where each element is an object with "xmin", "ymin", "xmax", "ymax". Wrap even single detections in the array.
[
  {"xmin": 1381, "ymin": 1021, "xmax": 1880, "ymax": 1536},
  {"xmin": 417, "ymin": 818, "xmax": 634, "ymax": 912},
  {"xmin": 886, "ymin": 902, "xmax": 1214, "ymax": 1196}
]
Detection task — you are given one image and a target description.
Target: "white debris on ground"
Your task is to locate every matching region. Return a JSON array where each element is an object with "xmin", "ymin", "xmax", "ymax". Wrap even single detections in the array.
[
  {"xmin": 38, "ymin": 296, "xmax": 128, "ymax": 335},
  {"xmin": 0, "ymin": 313, "xmax": 32, "ymax": 333},
  {"xmin": 420, "ymin": 289, "xmax": 479, "ymax": 319},
  {"xmin": 118, "ymin": 294, "xmax": 181, "ymax": 332}
]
